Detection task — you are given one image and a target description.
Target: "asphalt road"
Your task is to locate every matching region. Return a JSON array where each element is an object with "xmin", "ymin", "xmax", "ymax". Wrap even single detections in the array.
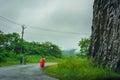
[{"xmin": 0, "ymin": 63, "xmax": 58, "ymax": 80}]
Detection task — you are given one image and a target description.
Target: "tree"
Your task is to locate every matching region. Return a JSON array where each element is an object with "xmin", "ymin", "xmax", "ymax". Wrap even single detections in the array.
[
  {"xmin": 38, "ymin": 42, "xmax": 62, "ymax": 57},
  {"xmin": 20, "ymin": 41, "xmax": 62, "ymax": 57},
  {"xmin": 0, "ymin": 31, "xmax": 62, "ymax": 57},
  {"xmin": 0, "ymin": 32, "xmax": 7, "ymax": 50},
  {"xmin": 78, "ymin": 38, "xmax": 90, "ymax": 55},
  {"xmin": 5, "ymin": 33, "xmax": 21, "ymax": 53}
]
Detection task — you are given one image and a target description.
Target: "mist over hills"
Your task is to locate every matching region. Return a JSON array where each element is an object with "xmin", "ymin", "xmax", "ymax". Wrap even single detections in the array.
[{"xmin": 62, "ymin": 49, "xmax": 79, "ymax": 54}]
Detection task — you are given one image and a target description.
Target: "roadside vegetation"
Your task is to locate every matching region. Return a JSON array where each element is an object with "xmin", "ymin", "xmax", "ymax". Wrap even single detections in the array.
[
  {"xmin": 43, "ymin": 38, "xmax": 120, "ymax": 80},
  {"xmin": 0, "ymin": 31, "xmax": 120, "ymax": 80},
  {"xmin": 0, "ymin": 54, "xmax": 59, "ymax": 66},
  {"xmin": 44, "ymin": 56, "xmax": 120, "ymax": 80},
  {"xmin": 0, "ymin": 31, "xmax": 62, "ymax": 66}
]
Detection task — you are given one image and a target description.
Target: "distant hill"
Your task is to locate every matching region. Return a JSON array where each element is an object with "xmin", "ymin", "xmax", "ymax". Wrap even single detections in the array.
[{"xmin": 62, "ymin": 49, "xmax": 78, "ymax": 55}]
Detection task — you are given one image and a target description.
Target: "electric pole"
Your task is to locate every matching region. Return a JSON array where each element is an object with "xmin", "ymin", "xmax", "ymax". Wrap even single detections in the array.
[{"xmin": 21, "ymin": 25, "xmax": 26, "ymax": 53}]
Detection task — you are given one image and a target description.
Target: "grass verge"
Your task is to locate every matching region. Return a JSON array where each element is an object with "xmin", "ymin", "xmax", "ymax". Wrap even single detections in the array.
[
  {"xmin": 43, "ymin": 56, "xmax": 120, "ymax": 80},
  {"xmin": 0, "ymin": 54, "xmax": 59, "ymax": 66}
]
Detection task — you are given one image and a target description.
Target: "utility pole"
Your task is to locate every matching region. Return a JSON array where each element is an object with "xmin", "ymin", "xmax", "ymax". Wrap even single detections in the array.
[{"xmin": 21, "ymin": 25, "xmax": 26, "ymax": 53}]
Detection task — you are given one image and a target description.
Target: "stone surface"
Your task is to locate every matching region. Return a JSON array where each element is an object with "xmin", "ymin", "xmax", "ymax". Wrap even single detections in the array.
[{"xmin": 89, "ymin": 0, "xmax": 120, "ymax": 72}]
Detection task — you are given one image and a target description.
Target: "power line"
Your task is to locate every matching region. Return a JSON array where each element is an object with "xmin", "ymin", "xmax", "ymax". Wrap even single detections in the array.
[
  {"xmin": 0, "ymin": 15, "xmax": 90, "ymax": 35},
  {"xmin": 28, "ymin": 25, "xmax": 89, "ymax": 35},
  {"xmin": 0, "ymin": 22, "xmax": 13, "ymax": 28},
  {"xmin": 0, "ymin": 16, "xmax": 21, "ymax": 26}
]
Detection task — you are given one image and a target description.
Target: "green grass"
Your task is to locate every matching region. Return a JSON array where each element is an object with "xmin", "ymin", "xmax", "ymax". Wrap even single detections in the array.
[
  {"xmin": 26, "ymin": 55, "xmax": 60, "ymax": 63},
  {"xmin": 0, "ymin": 54, "xmax": 59, "ymax": 66},
  {"xmin": 0, "ymin": 60, "xmax": 19, "ymax": 66},
  {"xmin": 44, "ymin": 56, "xmax": 120, "ymax": 80}
]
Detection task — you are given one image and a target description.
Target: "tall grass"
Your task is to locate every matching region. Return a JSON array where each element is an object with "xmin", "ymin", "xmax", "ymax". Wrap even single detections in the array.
[
  {"xmin": 0, "ymin": 54, "xmax": 59, "ymax": 66},
  {"xmin": 26, "ymin": 54, "xmax": 60, "ymax": 63},
  {"xmin": 44, "ymin": 56, "xmax": 120, "ymax": 80}
]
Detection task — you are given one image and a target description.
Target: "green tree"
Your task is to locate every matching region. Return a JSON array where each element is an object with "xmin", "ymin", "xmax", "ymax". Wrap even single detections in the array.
[
  {"xmin": 21, "ymin": 41, "xmax": 62, "ymax": 57},
  {"xmin": 39, "ymin": 42, "xmax": 62, "ymax": 57},
  {"xmin": 0, "ymin": 32, "xmax": 7, "ymax": 50},
  {"xmin": 0, "ymin": 31, "xmax": 62, "ymax": 58},
  {"xmin": 5, "ymin": 33, "xmax": 21, "ymax": 53},
  {"xmin": 78, "ymin": 38, "xmax": 90, "ymax": 55}
]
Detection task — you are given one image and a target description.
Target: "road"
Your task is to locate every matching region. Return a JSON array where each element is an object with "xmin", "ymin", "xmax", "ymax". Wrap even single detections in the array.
[{"xmin": 0, "ymin": 63, "xmax": 58, "ymax": 80}]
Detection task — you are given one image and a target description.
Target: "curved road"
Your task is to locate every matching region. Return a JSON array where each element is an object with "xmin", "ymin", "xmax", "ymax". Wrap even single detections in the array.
[{"xmin": 0, "ymin": 63, "xmax": 58, "ymax": 80}]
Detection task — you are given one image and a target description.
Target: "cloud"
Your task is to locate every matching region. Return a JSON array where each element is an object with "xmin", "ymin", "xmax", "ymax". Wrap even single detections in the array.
[{"xmin": 0, "ymin": 0, "xmax": 94, "ymax": 50}]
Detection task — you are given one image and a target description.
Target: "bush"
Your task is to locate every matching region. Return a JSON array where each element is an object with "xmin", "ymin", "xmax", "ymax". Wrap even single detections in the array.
[
  {"xmin": 0, "ymin": 50, "xmax": 8, "ymax": 62},
  {"xmin": 0, "ymin": 50, "xmax": 17, "ymax": 62}
]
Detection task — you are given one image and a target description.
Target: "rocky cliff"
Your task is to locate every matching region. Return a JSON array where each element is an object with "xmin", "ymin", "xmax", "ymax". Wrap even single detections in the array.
[{"xmin": 89, "ymin": 0, "xmax": 120, "ymax": 72}]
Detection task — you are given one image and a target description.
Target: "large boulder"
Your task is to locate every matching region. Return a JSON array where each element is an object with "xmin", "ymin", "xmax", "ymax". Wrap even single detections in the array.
[{"xmin": 89, "ymin": 0, "xmax": 120, "ymax": 72}]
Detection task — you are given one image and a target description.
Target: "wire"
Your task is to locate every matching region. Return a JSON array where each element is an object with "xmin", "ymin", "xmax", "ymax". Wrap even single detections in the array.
[
  {"xmin": 0, "ymin": 16, "xmax": 22, "ymax": 26},
  {"xmin": 0, "ymin": 15, "xmax": 90, "ymax": 35},
  {"xmin": 0, "ymin": 22, "xmax": 8, "ymax": 27},
  {"xmin": 28, "ymin": 25, "xmax": 89, "ymax": 35}
]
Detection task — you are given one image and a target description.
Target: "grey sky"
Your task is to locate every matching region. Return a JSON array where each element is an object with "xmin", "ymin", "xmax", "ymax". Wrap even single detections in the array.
[{"xmin": 0, "ymin": 0, "xmax": 94, "ymax": 50}]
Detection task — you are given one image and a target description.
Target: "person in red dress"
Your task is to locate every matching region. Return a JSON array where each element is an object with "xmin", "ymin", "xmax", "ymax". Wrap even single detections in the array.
[{"xmin": 40, "ymin": 57, "xmax": 45, "ymax": 68}]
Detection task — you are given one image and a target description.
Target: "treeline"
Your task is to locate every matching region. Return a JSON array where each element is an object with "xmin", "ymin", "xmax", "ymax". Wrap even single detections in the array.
[{"xmin": 0, "ymin": 31, "xmax": 62, "ymax": 62}]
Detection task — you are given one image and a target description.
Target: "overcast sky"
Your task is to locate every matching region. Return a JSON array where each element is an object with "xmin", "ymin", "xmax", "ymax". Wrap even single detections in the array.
[{"xmin": 0, "ymin": 0, "xmax": 94, "ymax": 50}]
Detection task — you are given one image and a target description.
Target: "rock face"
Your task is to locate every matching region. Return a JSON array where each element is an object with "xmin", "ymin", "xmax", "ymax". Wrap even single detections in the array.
[{"xmin": 89, "ymin": 0, "xmax": 120, "ymax": 72}]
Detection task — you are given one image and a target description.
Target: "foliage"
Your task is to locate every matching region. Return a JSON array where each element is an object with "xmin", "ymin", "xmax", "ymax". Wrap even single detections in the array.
[
  {"xmin": 78, "ymin": 38, "xmax": 90, "ymax": 55},
  {"xmin": 44, "ymin": 56, "xmax": 120, "ymax": 80},
  {"xmin": 0, "ymin": 32, "xmax": 21, "ymax": 53},
  {"xmin": 0, "ymin": 33, "xmax": 7, "ymax": 49},
  {"xmin": 22, "ymin": 41, "xmax": 62, "ymax": 58},
  {"xmin": 0, "ymin": 50, "xmax": 17, "ymax": 62},
  {"xmin": 6, "ymin": 33, "xmax": 21, "ymax": 53},
  {"xmin": 0, "ymin": 31, "xmax": 62, "ymax": 63},
  {"xmin": 0, "ymin": 50, "xmax": 7, "ymax": 62}
]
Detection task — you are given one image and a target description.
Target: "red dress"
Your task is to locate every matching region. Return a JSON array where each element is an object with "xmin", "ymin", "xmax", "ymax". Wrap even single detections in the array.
[{"xmin": 40, "ymin": 58, "xmax": 45, "ymax": 68}]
